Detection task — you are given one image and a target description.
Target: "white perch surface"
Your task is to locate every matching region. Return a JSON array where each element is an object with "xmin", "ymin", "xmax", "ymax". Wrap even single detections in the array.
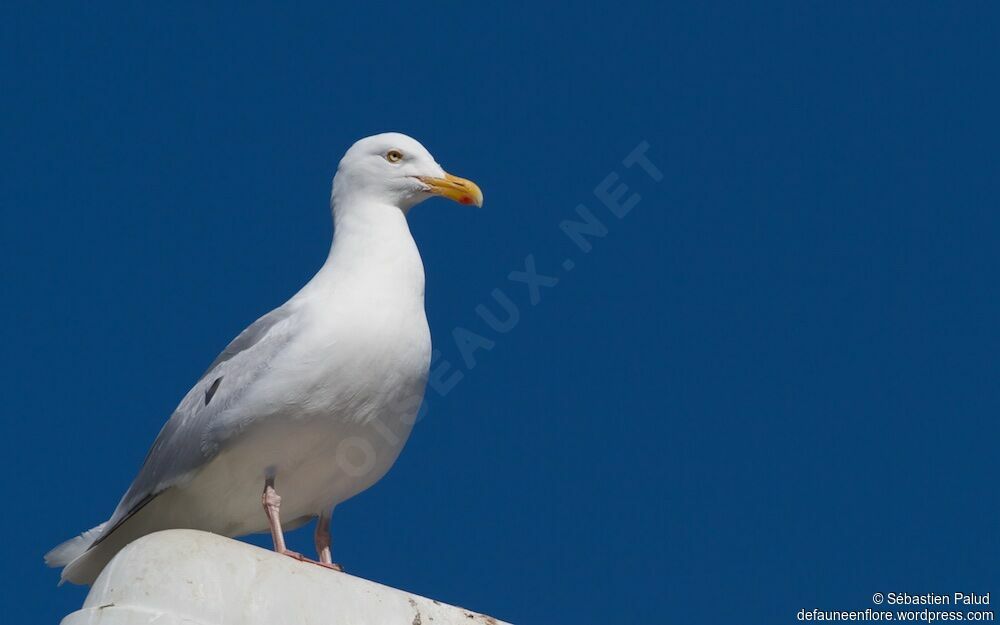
[{"xmin": 61, "ymin": 529, "xmax": 509, "ymax": 625}]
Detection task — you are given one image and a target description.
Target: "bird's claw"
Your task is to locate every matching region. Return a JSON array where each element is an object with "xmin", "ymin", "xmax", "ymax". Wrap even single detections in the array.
[{"xmin": 278, "ymin": 549, "xmax": 343, "ymax": 572}]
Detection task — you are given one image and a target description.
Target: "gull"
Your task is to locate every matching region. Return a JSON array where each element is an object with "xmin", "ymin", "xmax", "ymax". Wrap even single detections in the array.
[{"xmin": 45, "ymin": 133, "xmax": 483, "ymax": 585}]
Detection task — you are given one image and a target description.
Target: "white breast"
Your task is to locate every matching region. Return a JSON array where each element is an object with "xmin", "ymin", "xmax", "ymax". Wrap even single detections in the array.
[{"xmin": 177, "ymin": 200, "xmax": 432, "ymax": 533}]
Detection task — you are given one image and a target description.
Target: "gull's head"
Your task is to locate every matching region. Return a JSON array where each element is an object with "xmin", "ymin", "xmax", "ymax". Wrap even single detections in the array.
[{"xmin": 331, "ymin": 132, "xmax": 483, "ymax": 213}]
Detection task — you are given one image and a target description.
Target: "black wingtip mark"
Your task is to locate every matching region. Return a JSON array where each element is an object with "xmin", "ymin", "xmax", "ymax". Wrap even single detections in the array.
[{"xmin": 205, "ymin": 376, "xmax": 223, "ymax": 405}]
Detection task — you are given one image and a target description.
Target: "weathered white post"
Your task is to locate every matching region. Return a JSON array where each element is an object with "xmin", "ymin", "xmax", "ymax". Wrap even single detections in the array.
[{"xmin": 60, "ymin": 530, "xmax": 510, "ymax": 625}]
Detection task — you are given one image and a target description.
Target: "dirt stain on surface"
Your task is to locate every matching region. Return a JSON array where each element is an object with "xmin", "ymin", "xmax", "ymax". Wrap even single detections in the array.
[{"xmin": 408, "ymin": 597, "xmax": 422, "ymax": 625}]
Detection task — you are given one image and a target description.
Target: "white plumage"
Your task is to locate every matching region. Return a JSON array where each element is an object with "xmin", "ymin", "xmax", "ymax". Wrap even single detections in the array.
[{"xmin": 46, "ymin": 133, "xmax": 483, "ymax": 585}]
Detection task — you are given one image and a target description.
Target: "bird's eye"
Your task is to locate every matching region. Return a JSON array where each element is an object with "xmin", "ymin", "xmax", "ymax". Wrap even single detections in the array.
[{"xmin": 385, "ymin": 149, "xmax": 403, "ymax": 163}]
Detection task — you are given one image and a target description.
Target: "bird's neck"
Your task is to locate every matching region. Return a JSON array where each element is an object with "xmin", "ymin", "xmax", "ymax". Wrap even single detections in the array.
[{"xmin": 308, "ymin": 201, "xmax": 425, "ymax": 302}]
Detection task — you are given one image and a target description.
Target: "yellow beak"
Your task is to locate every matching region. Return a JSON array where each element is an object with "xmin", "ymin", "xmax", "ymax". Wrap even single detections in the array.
[{"xmin": 417, "ymin": 172, "xmax": 484, "ymax": 207}]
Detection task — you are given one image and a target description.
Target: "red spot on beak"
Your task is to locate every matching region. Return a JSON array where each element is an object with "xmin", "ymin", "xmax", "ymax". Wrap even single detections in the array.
[{"xmin": 459, "ymin": 196, "xmax": 473, "ymax": 205}]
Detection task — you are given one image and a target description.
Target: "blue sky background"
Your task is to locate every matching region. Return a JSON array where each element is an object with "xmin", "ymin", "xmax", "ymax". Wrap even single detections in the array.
[{"xmin": 2, "ymin": 3, "xmax": 998, "ymax": 624}]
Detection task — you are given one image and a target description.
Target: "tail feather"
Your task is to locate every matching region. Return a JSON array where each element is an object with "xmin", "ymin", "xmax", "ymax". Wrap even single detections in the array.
[
  {"xmin": 45, "ymin": 491, "xmax": 174, "ymax": 585},
  {"xmin": 44, "ymin": 523, "xmax": 107, "ymax": 575}
]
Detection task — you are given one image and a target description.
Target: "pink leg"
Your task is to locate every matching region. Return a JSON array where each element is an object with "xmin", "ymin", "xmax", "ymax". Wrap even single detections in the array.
[
  {"xmin": 262, "ymin": 477, "xmax": 294, "ymax": 555},
  {"xmin": 314, "ymin": 510, "xmax": 344, "ymax": 572},
  {"xmin": 261, "ymin": 478, "xmax": 341, "ymax": 572}
]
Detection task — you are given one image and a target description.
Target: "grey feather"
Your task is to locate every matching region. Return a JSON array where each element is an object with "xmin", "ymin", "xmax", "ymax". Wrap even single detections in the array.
[
  {"xmin": 94, "ymin": 304, "xmax": 297, "ymax": 544},
  {"xmin": 201, "ymin": 306, "xmax": 294, "ymax": 377},
  {"xmin": 204, "ymin": 376, "xmax": 223, "ymax": 405}
]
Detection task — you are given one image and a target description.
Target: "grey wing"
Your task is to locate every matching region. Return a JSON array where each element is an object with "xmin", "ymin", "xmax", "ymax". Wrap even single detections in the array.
[{"xmin": 96, "ymin": 305, "xmax": 297, "ymax": 541}]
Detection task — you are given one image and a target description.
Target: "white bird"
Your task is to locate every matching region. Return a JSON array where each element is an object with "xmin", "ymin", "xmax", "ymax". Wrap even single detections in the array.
[{"xmin": 45, "ymin": 133, "xmax": 484, "ymax": 585}]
